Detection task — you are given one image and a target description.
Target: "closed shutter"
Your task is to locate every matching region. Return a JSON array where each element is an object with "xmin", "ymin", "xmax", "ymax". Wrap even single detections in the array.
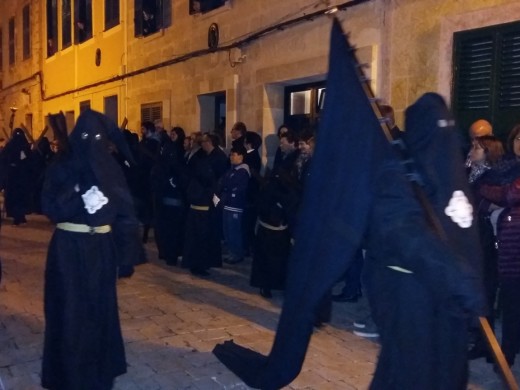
[
  {"xmin": 141, "ymin": 102, "xmax": 162, "ymax": 123},
  {"xmin": 453, "ymin": 21, "xmax": 520, "ymax": 141}
]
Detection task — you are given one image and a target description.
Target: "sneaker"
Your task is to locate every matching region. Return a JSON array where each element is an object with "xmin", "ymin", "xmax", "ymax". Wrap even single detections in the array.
[
  {"xmin": 353, "ymin": 314, "xmax": 371, "ymax": 329},
  {"xmin": 353, "ymin": 326, "xmax": 379, "ymax": 338},
  {"xmin": 353, "ymin": 320, "xmax": 366, "ymax": 329},
  {"xmin": 353, "ymin": 317, "xmax": 379, "ymax": 338}
]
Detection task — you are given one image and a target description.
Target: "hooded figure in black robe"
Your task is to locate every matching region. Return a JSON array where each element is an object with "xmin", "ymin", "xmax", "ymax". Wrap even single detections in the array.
[
  {"xmin": 363, "ymin": 93, "xmax": 485, "ymax": 389},
  {"xmin": 41, "ymin": 109, "xmax": 140, "ymax": 390},
  {"xmin": 2, "ymin": 128, "xmax": 33, "ymax": 224},
  {"xmin": 213, "ymin": 19, "xmax": 485, "ymax": 390}
]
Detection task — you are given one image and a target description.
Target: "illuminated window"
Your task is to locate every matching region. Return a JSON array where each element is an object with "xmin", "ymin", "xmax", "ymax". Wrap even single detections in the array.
[
  {"xmin": 47, "ymin": 0, "xmax": 58, "ymax": 57},
  {"xmin": 74, "ymin": 0, "xmax": 92, "ymax": 43},
  {"xmin": 62, "ymin": 0, "xmax": 72, "ymax": 49},
  {"xmin": 189, "ymin": 0, "xmax": 227, "ymax": 15},
  {"xmin": 23, "ymin": 5, "xmax": 30, "ymax": 60},
  {"xmin": 8, "ymin": 17, "xmax": 14, "ymax": 66},
  {"xmin": 105, "ymin": 0, "xmax": 120, "ymax": 30},
  {"xmin": 284, "ymin": 82, "xmax": 326, "ymax": 133},
  {"xmin": 134, "ymin": 0, "xmax": 171, "ymax": 37}
]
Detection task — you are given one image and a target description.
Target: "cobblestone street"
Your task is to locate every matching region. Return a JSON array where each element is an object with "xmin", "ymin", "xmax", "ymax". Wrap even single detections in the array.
[{"xmin": 0, "ymin": 215, "xmax": 515, "ymax": 389}]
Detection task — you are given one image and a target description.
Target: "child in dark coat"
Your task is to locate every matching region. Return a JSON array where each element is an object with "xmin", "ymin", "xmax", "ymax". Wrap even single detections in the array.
[{"xmin": 217, "ymin": 145, "xmax": 250, "ymax": 264}]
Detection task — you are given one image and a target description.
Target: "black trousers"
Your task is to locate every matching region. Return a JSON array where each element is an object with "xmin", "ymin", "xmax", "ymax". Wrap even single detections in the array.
[{"xmin": 500, "ymin": 278, "xmax": 520, "ymax": 365}]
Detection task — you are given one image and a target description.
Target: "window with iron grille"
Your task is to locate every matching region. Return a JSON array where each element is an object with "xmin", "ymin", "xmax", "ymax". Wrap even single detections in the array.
[
  {"xmin": 105, "ymin": 0, "xmax": 120, "ymax": 30},
  {"xmin": 453, "ymin": 20, "xmax": 520, "ymax": 141},
  {"xmin": 74, "ymin": 0, "xmax": 92, "ymax": 43},
  {"xmin": 62, "ymin": 0, "xmax": 72, "ymax": 49},
  {"xmin": 134, "ymin": 0, "xmax": 171, "ymax": 37},
  {"xmin": 141, "ymin": 102, "xmax": 162, "ymax": 124},
  {"xmin": 22, "ymin": 5, "xmax": 30, "ymax": 60},
  {"xmin": 8, "ymin": 17, "xmax": 15, "ymax": 66},
  {"xmin": 47, "ymin": 0, "xmax": 58, "ymax": 57},
  {"xmin": 189, "ymin": 0, "xmax": 227, "ymax": 15}
]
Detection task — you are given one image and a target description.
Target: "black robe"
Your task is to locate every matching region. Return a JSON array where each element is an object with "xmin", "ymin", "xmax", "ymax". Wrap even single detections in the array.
[
  {"xmin": 250, "ymin": 177, "xmax": 292, "ymax": 290},
  {"xmin": 41, "ymin": 110, "xmax": 140, "ymax": 390}
]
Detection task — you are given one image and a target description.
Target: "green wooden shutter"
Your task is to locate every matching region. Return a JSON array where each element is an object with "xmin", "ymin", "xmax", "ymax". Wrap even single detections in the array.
[{"xmin": 453, "ymin": 21, "xmax": 520, "ymax": 142}]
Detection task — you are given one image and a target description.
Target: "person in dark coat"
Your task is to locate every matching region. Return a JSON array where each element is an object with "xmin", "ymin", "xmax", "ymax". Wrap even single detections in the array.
[
  {"xmin": 2, "ymin": 128, "xmax": 33, "ymax": 225},
  {"xmin": 217, "ymin": 145, "xmax": 250, "ymax": 264},
  {"xmin": 31, "ymin": 136, "xmax": 55, "ymax": 214},
  {"xmin": 182, "ymin": 133, "xmax": 226, "ymax": 275},
  {"xmin": 151, "ymin": 137, "xmax": 186, "ymax": 266},
  {"xmin": 230, "ymin": 121, "xmax": 247, "ymax": 149},
  {"xmin": 136, "ymin": 121, "xmax": 161, "ymax": 243},
  {"xmin": 478, "ymin": 124, "xmax": 520, "ymax": 366},
  {"xmin": 364, "ymin": 93, "xmax": 486, "ymax": 389},
  {"xmin": 250, "ymin": 173, "xmax": 292, "ymax": 298},
  {"xmin": 40, "ymin": 109, "xmax": 140, "ymax": 390},
  {"xmin": 243, "ymin": 131, "xmax": 263, "ymax": 254},
  {"xmin": 465, "ymin": 135, "xmax": 503, "ymax": 360}
]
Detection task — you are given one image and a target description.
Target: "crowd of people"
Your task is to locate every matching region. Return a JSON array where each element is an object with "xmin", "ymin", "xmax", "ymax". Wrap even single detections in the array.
[
  {"xmin": 2, "ymin": 102, "xmax": 519, "ymax": 388},
  {"xmin": 466, "ymin": 119, "xmax": 520, "ymax": 367},
  {"xmin": 118, "ymin": 119, "xmax": 316, "ymax": 299}
]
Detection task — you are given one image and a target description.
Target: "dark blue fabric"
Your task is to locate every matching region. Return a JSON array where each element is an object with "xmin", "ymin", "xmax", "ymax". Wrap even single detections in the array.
[{"xmin": 213, "ymin": 18, "xmax": 388, "ymax": 389}]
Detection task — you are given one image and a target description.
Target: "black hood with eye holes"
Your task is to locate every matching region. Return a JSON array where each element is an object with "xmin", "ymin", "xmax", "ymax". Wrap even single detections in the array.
[{"xmin": 69, "ymin": 109, "xmax": 133, "ymax": 204}]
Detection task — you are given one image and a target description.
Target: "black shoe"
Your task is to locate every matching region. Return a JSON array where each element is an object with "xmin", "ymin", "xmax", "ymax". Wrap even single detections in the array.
[
  {"xmin": 332, "ymin": 291, "xmax": 361, "ymax": 303},
  {"xmin": 224, "ymin": 257, "xmax": 244, "ymax": 264},
  {"xmin": 191, "ymin": 269, "xmax": 210, "ymax": 277},
  {"xmin": 260, "ymin": 288, "xmax": 272, "ymax": 298}
]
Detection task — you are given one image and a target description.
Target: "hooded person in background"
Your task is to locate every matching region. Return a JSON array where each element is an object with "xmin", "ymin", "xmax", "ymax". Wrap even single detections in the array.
[
  {"xmin": 2, "ymin": 128, "xmax": 33, "ymax": 225},
  {"xmin": 363, "ymin": 93, "xmax": 486, "ymax": 389},
  {"xmin": 41, "ymin": 109, "xmax": 140, "ymax": 390}
]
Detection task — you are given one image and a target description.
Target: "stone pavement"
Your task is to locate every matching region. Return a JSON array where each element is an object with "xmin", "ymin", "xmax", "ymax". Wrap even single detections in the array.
[{"xmin": 0, "ymin": 215, "xmax": 516, "ymax": 389}]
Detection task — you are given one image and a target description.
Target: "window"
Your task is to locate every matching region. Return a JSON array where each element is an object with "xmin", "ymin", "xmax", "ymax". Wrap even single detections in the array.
[
  {"xmin": 22, "ymin": 5, "xmax": 31, "ymax": 60},
  {"xmin": 189, "ymin": 0, "xmax": 227, "ymax": 15},
  {"xmin": 141, "ymin": 102, "xmax": 162, "ymax": 123},
  {"xmin": 105, "ymin": 0, "xmax": 120, "ymax": 30},
  {"xmin": 62, "ymin": 0, "xmax": 72, "ymax": 49},
  {"xmin": 8, "ymin": 18, "xmax": 15, "ymax": 66},
  {"xmin": 284, "ymin": 82, "xmax": 326, "ymax": 133},
  {"xmin": 134, "ymin": 0, "xmax": 171, "ymax": 37},
  {"xmin": 74, "ymin": 0, "xmax": 92, "ymax": 43},
  {"xmin": 104, "ymin": 95, "xmax": 118, "ymax": 124},
  {"xmin": 0, "ymin": 28, "xmax": 3, "ymax": 72},
  {"xmin": 453, "ymin": 21, "xmax": 520, "ymax": 141},
  {"xmin": 79, "ymin": 100, "xmax": 91, "ymax": 113},
  {"xmin": 47, "ymin": 0, "xmax": 58, "ymax": 57}
]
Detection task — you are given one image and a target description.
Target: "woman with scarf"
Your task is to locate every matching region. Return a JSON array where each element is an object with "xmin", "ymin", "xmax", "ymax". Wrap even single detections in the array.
[
  {"xmin": 466, "ymin": 135, "xmax": 504, "ymax": 360},
  {"xmin": 479, "ymin": 124, "xmax": 520, "ymax": 367}
]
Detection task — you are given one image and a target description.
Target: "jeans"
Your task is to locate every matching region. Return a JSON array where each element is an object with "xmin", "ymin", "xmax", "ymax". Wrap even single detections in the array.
[{"xmin": 223, "ymin": 209, "xmax": 244, "ymax": 261}]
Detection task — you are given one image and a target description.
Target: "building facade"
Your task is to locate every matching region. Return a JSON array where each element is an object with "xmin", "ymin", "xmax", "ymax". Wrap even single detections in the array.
[{"xmin": 0, "ymin": 0, "xmax": 519, "ymax": 162}]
